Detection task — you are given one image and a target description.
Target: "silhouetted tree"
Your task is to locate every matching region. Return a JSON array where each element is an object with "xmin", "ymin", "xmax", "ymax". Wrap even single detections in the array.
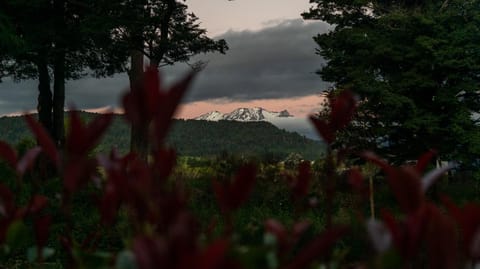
[
  {"xmin": 94, "ymin": 0, "xmax": 228, "ymax": 159},
  {"xmin": 304, "ymin": 0, "xmax": 480, "ymax": 165},
  {"xmin": 0, "ymin": 0, "xmax": 126, "ymax": 146}
]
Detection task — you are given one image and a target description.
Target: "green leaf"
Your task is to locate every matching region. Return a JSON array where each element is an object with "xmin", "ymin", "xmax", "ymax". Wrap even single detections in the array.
[
  {"xmin": 266, "ymin": 251, "xmax": 278, "ymax": 269},
  {"xmin": 378, "ymin": 249, "xmax": 403, "ymax": 269},
  {"xmin": 73, "ymin": 247, "xmax": 112, "ymax": 269},
  {"xmin": 263, "ymin": 233, "xmax": 277, "ymax": 247},
  {"xmin": 27, "ymin": 246, "xmax": 55, "ymax": 262},
  {"xmin": 6, "ymin": 220, "xmax": 29, "ymax": 250},
  {"xmin": 115, "ymin": 250, "xmax": 137, "ymax": 269}
]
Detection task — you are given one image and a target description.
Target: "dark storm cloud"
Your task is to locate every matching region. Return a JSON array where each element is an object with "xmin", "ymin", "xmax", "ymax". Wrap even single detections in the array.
[
  {"xmin": 0, "ymin": 75, "xmax": 129, "ymax": 115},
  {"xmin": 178, "ymin": 19, "xmax": 332, "ymax": 102},
  {"xmin": 0, "ymin": 79, "xmax": 38, "ymax": 114},
  {"xmin": 65, "ymin": 74, "xmax": 128, "ymax": 109},
  {"xmin": 0, "ymin": 19, "xmax": 331, "ymax": 115}
]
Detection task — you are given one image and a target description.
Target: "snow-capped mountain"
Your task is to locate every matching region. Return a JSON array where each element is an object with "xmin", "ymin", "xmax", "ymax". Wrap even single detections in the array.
[
  {"xmin": 195, "ymin": 107, "xmax": 293, "ymax": 122},
  {"xmin": 194, "ymin": 111, "xmax": 224, "ymax": 121},
  {"xmin": 194, "ymin": 107, "xmax": 320, "ymax": 140}
]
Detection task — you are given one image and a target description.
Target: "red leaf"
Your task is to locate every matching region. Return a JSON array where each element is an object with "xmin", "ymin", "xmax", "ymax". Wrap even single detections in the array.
[
  {"xmin": 329, "ymin": 90, "xmax": 356, "ymax": 131},
  {"xmin": 99, "ymin": 181, "xmax": 120, "ymax": 225},
  {"xmin": 144, "ymin": 66, "xmax": 163, "ymax": 117},
  {"xmin": 34, "ymin": 215, "xmax": 51, "ymax": 250},
  {"xmin": 228, "ymin": 164, "xmax": 257, "ymax": 211},
  {"xmin": 265, "ymin": 219, "xmax": 287, "ymax": 245},
  {"xmin": 213, "ymin": 164, "xmax": 257, "ymax": 213},
  {"xmin": 16, "ymin": 147, "xmax": 41, "ymax": 175},
  {"xmin": 426, "ymin": 206, "xmax": 457, "ymax": 269},
  {"xmin": 122, "ymin": 91, "xmax": 144, "ymax": 124},
  {"xmin": 309, "ymin": 116, "xmax": 334, "ymax": 144},
  {"xmin": 285, "ymin": 227, "xmax": 347, "ymax": 269},
  {"xmin": 127, "ymin": 157, "xmax": 153, "ymax": 195},
  {"xmin": 0, "ymin": 184, "xmax": 14, "ymax": 217},
  {"xmin": 196, "ymin": 239, "xmax": 230, "ymax": 269},
  {"xmin": 152, "ymin": 148, "xmax": 176, "ymax": 181},
  {"xmin": 65, "ymin": 110, "xmax": 112, "ymax": 156},
  {"xmin": 348, "ymin": 167, "xmax": 364, "ymax": 193},
  {"xmin": 292, "ymin": 221, "xmax": 311, "ymax": 237},
  {"xmin": 133, "ymin": 236, "xmax": 168, "ymax": 269},
  {"xmin": 291, "ymin": 161, "xmax": 311, "ymax": 200},
  {"xmin": 381, "ymin": 207, "xmax": 429, "ymax": 259},
  {"xmin": 441, "ymin": 196, "xmax": 462, "ymax": 224},
  {"xmin": 0, "ymin": 141, "xmax": 17, "ymax": 168},
  {"xmin": 443, "ymin": 197, "xmax": 480, "ymax": 259},
  {"xmin": 361, "ymin": 151, "xmax": 393, "ymax": 173},
  {"xmin": 380, "ymin": 210, "xmax": 403, "ymax": 254},
  {"xmin": 163, "ymin": 72, "xmax": 195, "ymax": 119},
  {"xmin": 66, "ymin": 110, "xmax": 84, "ymax": 152},
  {"xmin": 63, "ymin": 159, "xmax": 96, "ymax": 193},
  {"xmin": 28, "ymin": 195, "xmax": 48, "ymax": 214},
  {"xmin": 363, "ymin": 152, "xmax": 423, "ymax": 214},
  {"xmin": 387, "ymin": 167, "xmax": 423, "ymax": 214},
  {"xmin": 415, "ymin": 150, "xmax": 437, "ymax": 173},
  {"xmin": 63, "ymin": 161, "xmax": 82, "ymax": 193},
  {"xmin": 212, "ymin": 180, "xmax": 228, "ymax": 214},
  {"xmin": 153, "ymin": 72, "xmax": 195, "ymax": 145},
  {"xmin": 84, "ymin": 113, "xmax": 113, "ymax": 153},
  {"xmin": 24, "ymin": 114, "xmax": 59, "ymax": 165}
]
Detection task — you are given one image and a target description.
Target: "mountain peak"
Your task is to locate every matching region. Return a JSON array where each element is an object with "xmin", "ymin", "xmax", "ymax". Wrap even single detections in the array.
[
  {"xmin": 194, "ymin": 110, "xmax": 224, "ymax": 121},
  {"xmin": 195, "ymin": 107, "xmax": 293, "ymax": 122}
]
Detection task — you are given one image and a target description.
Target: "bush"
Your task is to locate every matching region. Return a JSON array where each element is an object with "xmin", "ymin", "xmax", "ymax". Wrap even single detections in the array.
[{"xmin": 0, "ymin": 67, "xmax": 473, "ymax": 269}]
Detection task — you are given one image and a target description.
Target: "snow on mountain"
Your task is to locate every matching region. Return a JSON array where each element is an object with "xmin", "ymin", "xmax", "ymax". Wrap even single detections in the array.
[
  {"xmin": 194, "ymin": 107, "xmax": 319, "ymax": 140},
  {"xmin": 195, "ymin": 107, "xmax": 293, "ymax": 122},
  {"xmin": 194, "ymin": 111, "xmax": 224, "ymax": 121}
]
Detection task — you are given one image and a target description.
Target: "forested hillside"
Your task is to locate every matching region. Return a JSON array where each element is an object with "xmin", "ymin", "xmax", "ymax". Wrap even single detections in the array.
[{"xmin": 0, "ymin": 112, "xmax": 324, "ymax": 160}]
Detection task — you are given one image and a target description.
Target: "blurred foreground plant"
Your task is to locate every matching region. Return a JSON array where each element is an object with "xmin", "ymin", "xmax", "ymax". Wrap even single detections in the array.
[{"xmin": 0, "ymin": 67, "xmax": 472, "ymax": 269}]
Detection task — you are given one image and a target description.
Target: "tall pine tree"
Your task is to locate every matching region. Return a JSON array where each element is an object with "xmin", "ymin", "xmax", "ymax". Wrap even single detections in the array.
[{"xmin": 304, "ymin": 0, "xmax": 480, "ymax": 166}]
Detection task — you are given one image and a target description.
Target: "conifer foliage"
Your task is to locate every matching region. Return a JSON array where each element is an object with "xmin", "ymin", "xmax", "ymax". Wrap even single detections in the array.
[{"xmin": 304, "ymin": 0, "xmax": 480, "ymax": 165}]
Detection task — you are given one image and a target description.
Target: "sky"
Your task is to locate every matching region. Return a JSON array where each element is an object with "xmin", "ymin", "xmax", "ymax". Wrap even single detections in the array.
[{"xmin": 0, "ymin": 0, "xmax": 331, "ymax": 119}]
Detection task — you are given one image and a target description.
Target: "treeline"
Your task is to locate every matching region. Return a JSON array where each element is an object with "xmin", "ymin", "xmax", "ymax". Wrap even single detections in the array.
[{"xmin": 0, "ymin": 113, "xmax": 324, "ymax": 160}]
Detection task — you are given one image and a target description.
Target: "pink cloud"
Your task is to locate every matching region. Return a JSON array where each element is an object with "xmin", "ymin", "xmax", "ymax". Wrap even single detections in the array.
[{"xmin": 176, "ymin": 94, "xmax": 326, "ymax": 119}]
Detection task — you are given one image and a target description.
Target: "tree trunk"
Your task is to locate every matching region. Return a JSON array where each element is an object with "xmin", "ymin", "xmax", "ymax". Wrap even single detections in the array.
[
  {"xmin": 129, "ymin": 49, "xmax": 148, "ymax": 160},
  {"xmin": 53, "ymin": 0, "xmax": 66, "ymax": 148},
  {"xmin": 35, "ymin": 51, "xmax": 58, "ymax": 180},
  {"xmin": 37, "ymin": 55, "xmax": 53, "ymax": 136},
  {"xmin": 53, "ymin": 50, "xmax": 66, "ymax": 148}
]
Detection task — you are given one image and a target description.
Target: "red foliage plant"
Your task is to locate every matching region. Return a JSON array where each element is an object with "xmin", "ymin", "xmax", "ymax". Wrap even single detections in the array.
[{"xmin": 0, "ymin": 66, "xmax": 475, "ymax": 269}]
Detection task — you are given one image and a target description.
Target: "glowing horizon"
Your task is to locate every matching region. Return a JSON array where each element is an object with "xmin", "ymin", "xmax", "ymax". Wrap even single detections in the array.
[{"xmin": 176, "ymin": 94, "xmax": 326, "ymax": 119}]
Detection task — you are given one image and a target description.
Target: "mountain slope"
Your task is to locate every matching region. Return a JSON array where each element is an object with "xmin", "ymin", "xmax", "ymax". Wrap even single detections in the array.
[
  {"xmin": 0, "ymin": 113, "xmax": 324, "ymax": 160},
  {"xmin": 195, "ymin": 107, "xmax": 320, "ymax": 141},
  {"xmin": 194, "ymin": 111, "xmax": 224, "ymax": 121}
]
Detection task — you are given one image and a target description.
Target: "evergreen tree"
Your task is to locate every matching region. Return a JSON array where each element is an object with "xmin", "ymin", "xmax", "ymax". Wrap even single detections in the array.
[
  {"xmin": 0, "ymin": 0, "xmax": 126, "ymax": 146},
  {"xmin": 304, "ymin": 0, "xmax": 480, "ymax": 165},
  {"xmin": 93, "ymin": 0, "xmax": 228, "ymax": 159}
]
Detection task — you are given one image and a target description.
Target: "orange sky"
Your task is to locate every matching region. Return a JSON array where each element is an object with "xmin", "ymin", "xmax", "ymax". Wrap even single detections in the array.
[{"xmin": 176, "ymin": 94, "xmax": 326, "ymax": 119}]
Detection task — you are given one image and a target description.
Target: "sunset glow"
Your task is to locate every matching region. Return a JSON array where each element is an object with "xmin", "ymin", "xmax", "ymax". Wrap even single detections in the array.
[{"xmin": 176, "ymin": 94, "xmax": 326, "ymax": 119}]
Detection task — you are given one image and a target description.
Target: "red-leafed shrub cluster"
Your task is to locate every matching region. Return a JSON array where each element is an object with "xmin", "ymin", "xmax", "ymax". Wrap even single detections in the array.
[{"xmin": 0, "ymin": 67, "xmax": 476, "ymax": 268}]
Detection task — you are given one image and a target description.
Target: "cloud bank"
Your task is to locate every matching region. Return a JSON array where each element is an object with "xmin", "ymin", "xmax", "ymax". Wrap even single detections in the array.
[
  {"xmin": 0, "ymin": 19, "xmax": 331, "ymax": 115},
  {"xmin": 177, "ymin": 19, "xmax": 332, "ymax": 102}
]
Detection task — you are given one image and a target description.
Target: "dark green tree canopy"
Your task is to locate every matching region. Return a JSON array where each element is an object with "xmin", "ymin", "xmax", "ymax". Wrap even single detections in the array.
[
  {"xmin": 0, "ymin": 0, "xmax": 227, "ymax": 149},
  {"xmin": 0, "ymin": 0, "xmax": 113, "ymax": 81},
  {"xmin": 304, "ymin": 0, "xmax": 480, "ymax": 165},
  {"xmin": 85, "ymin": 0, "xmax": 229, "ymax": 159},
  {"xmin": 92, "ymin": 0, "xmax": 228, "ymax": 68}
]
